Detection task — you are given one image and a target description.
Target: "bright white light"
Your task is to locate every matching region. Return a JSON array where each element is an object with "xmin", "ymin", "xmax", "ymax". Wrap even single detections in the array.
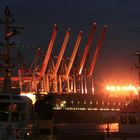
[
  {"xmin": 106, "ymin": 85, "xmax": 139, "ymax": 94},
  {"xmin": 21, "ymin": 93, "xmax": 36, "ymax": 104},
  {"xmin": 92, "ymin": 87, "xmax": 94, "ymax": 94}
]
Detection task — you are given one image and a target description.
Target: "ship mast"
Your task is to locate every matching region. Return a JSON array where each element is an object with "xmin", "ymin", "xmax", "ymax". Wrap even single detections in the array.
[
  {"xmin": 0, "ymin": 7, "xmax": 23, "ymax": 93},
  {"xmin": 135, "ymin": 51, "xmax": 140, "ymax": 101}
]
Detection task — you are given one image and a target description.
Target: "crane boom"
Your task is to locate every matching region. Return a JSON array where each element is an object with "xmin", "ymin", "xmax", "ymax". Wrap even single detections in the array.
[
  {"xmin": 87, "ymin": 25, "xmax": 107, "ymax": 78},
  {"xmin": 53, "ymin": 29, "xmax": 70, "ymax": 77},
  {"xmin": 64, "ymin": 31, "xmax": 82, "ymax": 80},
  {"xmin": 77, "ymin": 23, "xmax": 96, "ymax": 75},
  {"xmin": 40, "ymin": 24, "xmax": 58, "ymax": 78}
]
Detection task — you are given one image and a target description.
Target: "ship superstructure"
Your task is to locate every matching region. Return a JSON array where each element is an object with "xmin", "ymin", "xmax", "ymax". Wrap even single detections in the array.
[{"xmin": 0, "ymin": 6, "xmax": 24, "ymax": 93}]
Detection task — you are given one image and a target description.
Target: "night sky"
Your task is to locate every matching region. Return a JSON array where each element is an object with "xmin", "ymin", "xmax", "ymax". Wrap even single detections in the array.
[{"xmin": 0, "ymin": 0, "xmax": 140, "ymax": 88}]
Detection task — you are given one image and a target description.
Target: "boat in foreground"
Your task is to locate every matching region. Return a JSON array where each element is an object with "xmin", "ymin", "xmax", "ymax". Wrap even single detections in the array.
[
  {"xmin": 0, "ymin": 93, "xmax": 38, "ymax": 139},
  {"xmin": 105, "ymin": 100, "xmax": 140, "ymax": 140}
]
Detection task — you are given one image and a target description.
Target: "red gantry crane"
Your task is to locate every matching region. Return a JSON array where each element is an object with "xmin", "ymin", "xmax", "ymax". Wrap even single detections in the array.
[
  {"xmin": 52, "ymin": 29, "xmax": 71, "ymax": 77},
  {"xmin": 39, "ymin": 24, "xmax": 58, "ymax": 79},
  {"xmin": 64, "ymin": 31, "xmax": 82, "ymax": 80},
  {"xmin": 59, "ymin": 30, "xmax": 82, "ymax": 93},
  {"xmin": 77, "ymin": 23, "xmax": 96, "ymax": 75},
  {"xmin": 79, "ymin": 25, "xmax": 107, "ymax": 94},
  {"xmin": 37, "ymin": 24, "xmax": 58, "ymax": 92},
  {"xmin": 51, "ymin": 29, "xmax": 71, "ymax": 92}
]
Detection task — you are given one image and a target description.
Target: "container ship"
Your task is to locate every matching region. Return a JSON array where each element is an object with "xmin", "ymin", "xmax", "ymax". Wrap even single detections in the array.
[{"xmin": 34, "ymin": 93, "xmax": 127, "ymax": 124}]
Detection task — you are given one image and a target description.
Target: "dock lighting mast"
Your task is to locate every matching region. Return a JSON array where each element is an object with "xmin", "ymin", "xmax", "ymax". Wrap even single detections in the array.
[{"xmin": 0, "ymin": 7, "xmax": 24, "ymax": 93}]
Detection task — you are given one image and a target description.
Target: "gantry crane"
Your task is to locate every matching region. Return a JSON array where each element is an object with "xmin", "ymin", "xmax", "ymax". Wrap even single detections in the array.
[
  {"xmin": 83, "ymin": 25, "xmax": 107, "ymax": 94},
  {"xmin": 40, "ymin": 24, "xmax": 58, "ymax": 78},
  {"xmin": 87, "ymin": 25, "xmax": 107, "ymax": 78},
  {"xmin": 52, "ymin": 29, "xmax": 70, "ymax": 77},
  {"xmin": 50, "ymin": 29, "xmax": 71, "ymax": 92},
  {"xmin": 76, "ymin": 23, "xmax": 96, "ymax": 93},
  {"xmin": 59, "ymin": 31, "xmax": 82, "ymax": 93},
  {"xmin": 37, "ymin": 24, "xmax": 58, "ymax": 92},
  {"xmin": 18, "ymin": 47, "xmax": 42, "ymax": 93},
  {"xmin": 77, "ymin": 23, "xmax": 96, "ymax": 75}
]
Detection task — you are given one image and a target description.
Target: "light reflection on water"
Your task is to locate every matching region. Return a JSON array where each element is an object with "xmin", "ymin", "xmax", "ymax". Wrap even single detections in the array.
[
  {"xmin": 55, "ymin": 123, "xmax": 118, "ymax": 133},
  {"xmin": 98, "ymin": 123, "xmax": 118, "ymax": 132}
]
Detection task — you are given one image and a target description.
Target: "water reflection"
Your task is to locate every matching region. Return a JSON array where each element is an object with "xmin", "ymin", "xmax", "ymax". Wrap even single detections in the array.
[
  {"xmin": 98, "ymin": 123, "xmax": 118, "ymax": 132},
  {"xmin": 54, "ymin": 123, "xmax": 118, "ymax": 133}
]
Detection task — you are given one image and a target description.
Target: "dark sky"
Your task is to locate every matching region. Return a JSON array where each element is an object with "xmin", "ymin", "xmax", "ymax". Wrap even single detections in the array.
[{"xmin": 0, "ymin": 0, "xmax": 140, "ymax": 87}]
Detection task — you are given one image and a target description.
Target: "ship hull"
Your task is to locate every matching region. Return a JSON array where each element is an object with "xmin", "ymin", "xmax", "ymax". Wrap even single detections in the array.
[
  {"xmin": 35, "ymin": 93, "xmax": 125, "ymax": 124},
  {"xmin": 53, "ymin": 109, "xmax": 118, "ymax": 123}
]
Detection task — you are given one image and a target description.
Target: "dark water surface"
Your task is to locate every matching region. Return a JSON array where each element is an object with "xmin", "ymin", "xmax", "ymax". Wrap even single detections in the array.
[
  {"xmin": 54, "ymin": 123, "xmax": 118, "ymax": 134},
  {"xmin": 53, "ymin": 123, "xmax": 118, "ymax": 140}
]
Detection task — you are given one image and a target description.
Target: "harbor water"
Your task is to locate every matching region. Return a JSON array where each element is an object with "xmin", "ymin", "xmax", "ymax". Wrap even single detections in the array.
[
  {"xmin": 53, "ymin": 123, "xmax": 118, "ymax": 140},
  {"xmin": 54, "ymin": 123, "xmax": 118, "ymax": 134}
]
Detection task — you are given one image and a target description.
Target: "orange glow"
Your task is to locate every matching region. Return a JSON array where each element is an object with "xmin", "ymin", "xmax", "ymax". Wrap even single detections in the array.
[{"xmin": 105, "ymin": 84, "xmax": 139, "ymax": 95}]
